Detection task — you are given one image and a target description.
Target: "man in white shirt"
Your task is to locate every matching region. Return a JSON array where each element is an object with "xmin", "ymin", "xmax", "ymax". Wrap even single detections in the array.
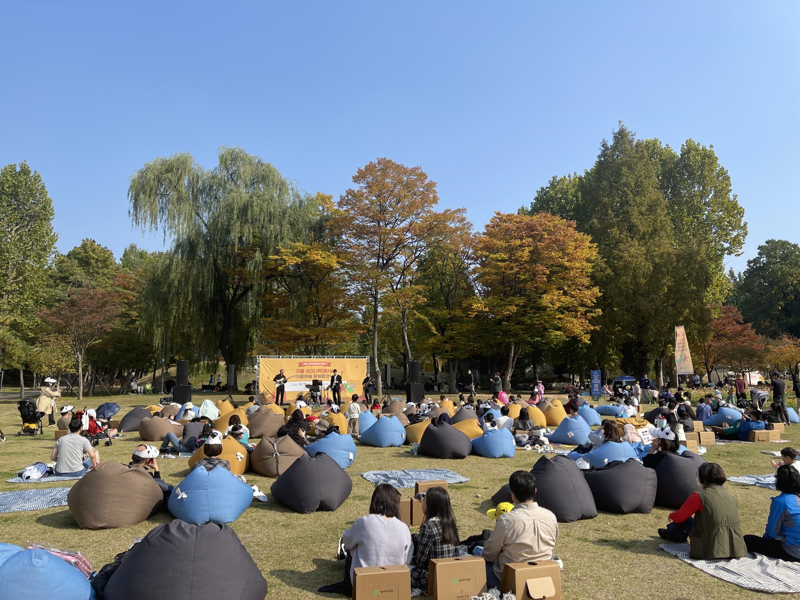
[{"xmin": 494, "ymin": 405, "xmax": 514, "ymax": 431}]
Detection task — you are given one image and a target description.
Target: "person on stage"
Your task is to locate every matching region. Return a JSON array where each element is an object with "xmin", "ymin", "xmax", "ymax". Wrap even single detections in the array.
[
  {"xmin": 329, "ymin": 369, "xmax": 343, "ymax": 405},
  {"xmin": 362, "ymin": 375, "xmax": 374, "ymax": 403},
  {"xmin": 273, "ymin": 369, "xmax": 287, "ymax": 405}
]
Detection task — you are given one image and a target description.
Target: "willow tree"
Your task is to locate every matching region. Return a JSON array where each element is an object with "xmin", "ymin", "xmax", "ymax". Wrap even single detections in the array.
[{"xmin": 128, "ymin": 147, "xmax": 313, "ymax": 378}]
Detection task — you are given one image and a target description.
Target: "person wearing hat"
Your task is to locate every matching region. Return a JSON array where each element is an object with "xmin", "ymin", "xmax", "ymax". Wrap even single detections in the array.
[
  {"xmin": 36, "ymin": 377, "xmax": 61, "ymax": 426},
  {"xmin": 57, "ymin": 406, "xmax": 75, "ymax": 430},
  {"xmin": 180, "ymin": 401, "xmax": 197, "ymax": 420},
  {"xmin": 130, "ymin": 444, "xmax": 174, "ymax": 500},
  {"xmin": 643, "ymin": 427, "xmax": 680, "ymax": 469}
]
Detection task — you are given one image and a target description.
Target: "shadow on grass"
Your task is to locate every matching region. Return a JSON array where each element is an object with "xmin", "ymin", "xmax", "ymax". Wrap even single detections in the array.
[
  {"xmin": 269, "ymin": 557, "xmax": 344, "ymax": 596},
  {"xmin": 35, "ymin": 509, "xmax": 79, "ymax": 529},
  {"xmin": 591, "ymin": 535, "xmax": 664, "ymax": 554}
]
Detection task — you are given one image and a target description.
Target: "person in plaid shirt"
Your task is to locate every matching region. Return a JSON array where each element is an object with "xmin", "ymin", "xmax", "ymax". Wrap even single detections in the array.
[{"xmin": 410, "ymin": 486, "xmax": 459, "ymax": 595}]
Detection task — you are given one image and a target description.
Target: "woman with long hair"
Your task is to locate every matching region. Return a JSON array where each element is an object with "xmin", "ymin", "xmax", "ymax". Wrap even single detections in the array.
[{"xmin": 410, "ymin": 487, "xmax": 459, "ymax": 596}]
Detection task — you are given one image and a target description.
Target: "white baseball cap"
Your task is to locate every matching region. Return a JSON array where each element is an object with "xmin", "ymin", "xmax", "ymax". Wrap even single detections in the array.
[{"xmin": 133, "ymin": 445, "xmax": 160, "ymax": 459}]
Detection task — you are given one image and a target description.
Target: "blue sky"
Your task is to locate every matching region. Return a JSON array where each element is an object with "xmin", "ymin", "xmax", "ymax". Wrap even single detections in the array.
[{"xmin": 1, "ymin": 1, "xmax": 798, "ymax": 273}]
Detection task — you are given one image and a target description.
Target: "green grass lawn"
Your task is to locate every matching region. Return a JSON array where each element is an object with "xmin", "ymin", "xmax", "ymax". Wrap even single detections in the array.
[{"xmin": 1, "ymin": 390, "xmax": 800, "ymax": 599}]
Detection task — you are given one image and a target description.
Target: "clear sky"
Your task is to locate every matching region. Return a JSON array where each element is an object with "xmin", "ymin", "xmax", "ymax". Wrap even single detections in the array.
[{"xmin": 1, "ymin": 1, "xmax": 798, "ymax": 273}]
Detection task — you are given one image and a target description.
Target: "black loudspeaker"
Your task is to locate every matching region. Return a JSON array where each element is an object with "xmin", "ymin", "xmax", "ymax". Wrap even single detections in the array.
[
  {"xmin": 173, "ymin": 384, "xmax": 191, "ymax": 405},
  {"xmin": 406, "ymin": 383, "xmax": 424, "ymax": 404},
  {"xmin": 176, "ymin": 360, "xmax": 189, "ymax": 386},
  {"xmin": 409, "ymin": 361, "xmax": 421, "ymax": 385},
  {"xmin": 227, "ymin": 364, "xmax": 236, "ymax": 389}
]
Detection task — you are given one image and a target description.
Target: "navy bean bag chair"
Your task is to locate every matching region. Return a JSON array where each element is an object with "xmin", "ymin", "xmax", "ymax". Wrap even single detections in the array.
[
  {"xmin": 0, "ymin": 547, "xmax": 93, "ymax": 600},
  {"xmin": 472, "ymin": 428, "xmax": 516, "ymax": 458},
  {"xmin": 168, "ymin": 465, "xmax": 252, "ymax": 525},
  {"xmin": 306, "ymin": 432, "xmax": 357, "ymax": 469},
  {"xmin": 703, "ymin": 407, "xmax": 743, "ymax": 427},
  {"xmin": 654, "ymin": 452, "xmax": 704, "ymax": 509},
  {"xmin": 584, "ymin": 458, "xmax": 657, "ymax": 514},
  {"xmin": 479, "ymin": 408, "xmax": 502, "ymax": 426},
  {"xmin": 594, "ymin": 404, "xmax": 621, "ymax": 416},
  {"xmin": 103, "ymin": 520, "xmax": 267, "ymax": 600},
  {"xmin": 451, "ymin": 407, "xmax": 478, "ymax": 424},
  {"xmin": 358, "ymin": 410, "xmax": 378, "ymax": 434},
  {"xmin": 96, "ymin": 402, "xmax": 121, "ymax": 420},
  {"xmin": 419, "ymin": 422, "xmax": 472, "ymax": 459},
  {"xmin": 270, "ymin": 453, "xmax": 352, "ymax": 514},
  {"xmin": 578, "ymin": 405, "xmax": 602, "ymax": 426},
  {"xmin": 359, "ymin": 415, "xmax": 406, "ymax": 447},
  {"xmin": 118, "ymin": 406, "xmax": 152, "ymax": 432},
  {"xmin": 549, "ymin": 416, "xmax": 592, "ymax": 445},
  {"xmin": 789, "ymin": 407, "xmax": 800, "ymax": 424},
  {"xmin": 568, "ymin": 441, "xmax": 638, "ymax": 469}
]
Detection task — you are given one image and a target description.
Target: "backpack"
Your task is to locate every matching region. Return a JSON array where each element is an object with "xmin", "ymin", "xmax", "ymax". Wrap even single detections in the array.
[{"xmin": 20, "ymin": 462, "xmax": 50, "ymax": 481}]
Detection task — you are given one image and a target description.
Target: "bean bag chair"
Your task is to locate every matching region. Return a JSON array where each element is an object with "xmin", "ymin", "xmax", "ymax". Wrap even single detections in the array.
[
  {"xmin": 405, "ymin": 419, "xmax": 431, "ymax": 444},
  {"xmin": 654, "ymin": 452, "xmax": 704, "ymax": 509},
  {"xmin": 358, "ymin": 410, "xmax": 378, "ymax": 434},
  {"xmin": 479, "ymin": 408, "xmax": 501, "ymax": 426},
  {"xmin": 549, "ymin": 416, "xmax": 592, "ymax": 445},
  {"xmin": 248, "ymin": 409, "xmax": 285, "ymax": 439},
  {"xmin": 270, "ymin": 453, "xmax": 352, "ymax": 513},
  {"xmin": 404, "ymin": 404, "xmax": 417, "ymax": 416},
  {"xmin": 359, "ymin": 415, "xmax": 406, "ymax": 447},
  {"xmin": 250, "ymin": 435, "xmax": 306, "ymax": 477},
  {"xmin": 528, "ymin": 404, "xmax": 548, "ymax": 428},
  {"xmin": 306, "ymin": 432, "xmax": 357, "ymax": 469},
  {"xmin": 160, "ymin": 404, "xmax": 181, "ymax": 419},
  {"xmin": 139, "ymin": 416, "xmax": 184, "ymax": 442},
  {"xmin": 391, "ymin": 411, "xmax": 410, "ymax": 427},
  {"xmin": 612, "ymin": 417, "xmax": 649, "ymax": 431},
  {"xmin": 583, "ymin": 459, "xmax": 657, "ymax": 514},
  {"xmin": 103, "ymin": 520, "xmax": 267, "ymax": 600},
  {"xmin": 261, "ymin": 403, "xmax": 285, "ymax": 416},
  {"xmin": 594, "ymin": 404, "xmax": 620, "ymax": 417},
  {"xmin": 198, "ymin": 399, "xmax": 220, "ymax": 420},
  {"xmin": 703, "ymin": 407, "xmax": 743, "ymax": 427},
  {"xmin": 188, "ymin": 437, "xmax": 250, "ymax": 475},
  {"xmin": 96, "ymin": 402, "xmax": 121, "ymax": 420},
  {"xmin": 419, "ymin": 422, "xmax": 472, "ymax": 459},
  {"xmin": 176, "ymin": 403, "xmax": 200, "ymax": 420},
  {"xmin": 0, "ymin": 543, "xmax": 22, "ymax": 568},
  {"xmin": 283, "ymin": 404, "xmax": 311, "ymax": 422},
  {"xmin": 789, "ymin": 407, "xmax": 800, "ymax": 424},
  {"xmin": 118, "ymin": 407, "xmax": 151, "ymax": 432},
  {"xmin": 568, "ymin": 441, "xmax": 638, "ymax": 469},
  {"xmin": 324, "ymin": 411, "xmax": 348, "ymax": 432},
  {"xmin": 0, "ymin": 547, "xmax": 93, "ymax": 600},
  {"xmin": 472, "ymin": 428, "xmax": 516, "ymax": 458},
  {"xmin": 215, "ymin": 398, "xmax": 235, "ymax": 415},
  {"xmin": 643, "ymin": 407, "xmax": 669, "ymax": 424},
  {"xmin": 382, "ymin": 400, "xmax": 406, "ymax": 415},
  {"xmin": 544, "ymin": 400, "xmax": 567, "ymax": 427},
  {"xmin": 214, "ymin": 407, "xmax": 250, "ymax": 430},
  {"xmin": 453, "ymin": 418, "xmax": 484, "ymax": 440},
  {"xmin": 506, "ymin": 403, "xmax": 522, "ymax": 420},
  {"xmin": 68, "ymin": 462, "xmax": 163, "ymax": 529},
  {"xmin": 146, "ymin": 404, "xmax": 163, "ymax": 414},
  {"xmin": 439, "ymin": 400, "xmax": 456, "ymax": 416},
  {"xmin": 578, "ymin": 404, "xmax": 602, "ymax": 426},
  {"xmin": 168, "ymin": 465, "xmax": 252, "ymax": 525},
  {"xmin": 451, "ymin": 407, "xmax": 478, "ymax": 424}
]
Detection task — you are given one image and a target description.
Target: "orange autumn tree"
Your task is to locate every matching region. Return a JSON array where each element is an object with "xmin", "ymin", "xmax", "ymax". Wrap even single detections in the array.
[
  {"xmin": 707, "ymin": 305, "xmax": 765, "ymax": 378},
  {"xmin": 470, "ymin": 212, "xmax": 600, "ymax": 391}
]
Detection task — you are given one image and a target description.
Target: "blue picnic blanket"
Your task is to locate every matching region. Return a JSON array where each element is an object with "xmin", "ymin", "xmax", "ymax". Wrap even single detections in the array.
[
  {"xmin": 728, "ymin": 474, "xmax": 776, "ymax": 490},
  {"xmin": 5, "ymin": 474, "xmax": 83, "ymax": 484},
  {"xmin": 0, "ymin": 488, "xmax": 70, "ymax": 513},
  {"xmin": 361, "ymin": 469, "xmax": 468, "ymax": 489}
]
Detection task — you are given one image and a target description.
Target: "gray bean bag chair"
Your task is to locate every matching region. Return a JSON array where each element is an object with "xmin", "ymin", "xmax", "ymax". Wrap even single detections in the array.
[
  {"xmin": 654, "ymin": 452, "xmax": 705, "ymax": 509},
  {"xmin": 583, "ymin": 459, "xmax": 657, "ymax": 514},
  {"xmin": 248, "ymin": 410, "xmax": 285, "ymax": 439},
  {"xmin": 251, "ymin": 435, "xmax": 306, "ymax": 478},
  {"xmin": 382, "ymin": 400, "xmax": 406, "ymax": 415},
  {"xmin": 139, "ymin": 416, "xmax": 184, "ymax": 442},
  {"xmin": 118, "ymin": 407, "xmax": 152, "ymax": 432},
  {"xmin": 418, "ymin": 422, "xmax": 472, "ymax": 459},
  {"xmin": 270, "ymin": 453, "xmax": 352, "ymax": 514},
  {"xmin": 160, "ymin": 404, "xmax": 180, "ymax": 419},
  {"xmin": 451, "ymin": 407, "xmax": 478, "ymax": 424},
  {"xmin": 103, "ymin": 520, "xmax": 267, "ymax": 600}
]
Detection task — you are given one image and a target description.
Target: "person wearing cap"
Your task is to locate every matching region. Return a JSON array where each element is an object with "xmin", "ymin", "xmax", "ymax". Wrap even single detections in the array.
[
  {"xmin": 227, "ymin": 424, "xmax": 250, "ymax": 449},
  {"xmin": 658, "ymin": 463, "xmax": 746, "ymax": 559},
  {"xmin": 481, "ymin": 470, "xmax": 558, "ymax": 591},
  {"xmin": 51, "ymin": 418, "xmax": 99, "ymax": 476},
  {"xmin": 180, "ymin": 401, "xmax": 198, "ymax": 420},
  {"xmin": 771, "ymin": 372, "xmax": 790, "ymax": 425},
  {"xmin": 130, "ymin": 444, "xmax": 165, "ymax": 480},
  {"xmin": 191, "ymin": 431, "xmax": 231, "ymax": 472},
  {"xmin": 36, "ymin": 377, "xmax": 61, "ymax": 426},
  {"xmin": 57, "ymin": 406, "xmax": 75, "ymax": 430},
  {"xmin": 642, "ymin": 427, "xmax": 680, "ymax": 469}
]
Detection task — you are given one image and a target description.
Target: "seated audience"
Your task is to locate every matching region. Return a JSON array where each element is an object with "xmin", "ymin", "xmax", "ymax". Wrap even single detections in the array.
[
  {"xmin": 161, "ymin": 418, "xmax": 205, "ymax": 454},
  {"xmin": 190, "ymin": 431, "xmax": 231, "ymax": 472},
  {"xmin": 514, "ymin": 408, "xmax": 536, "ymax": 433},
  {"xmin": 494, "ymin": 406, "xmax": 513, "ymax": 431},
  {"xmin": 744, "ymin": 464, "xmax": 800, "ymax": 561},
  {"xmin": 712, "ymin": 410, "xmax": 764, "ymax": 441},
  {"xmin": 409, "ymin": 487, "xmax": 459, "ymax": 596},
  {"xmin": 482, "ymin": 413, "xmax": 498, "ymax": 432},
  {"xmin": 696, "ymin": 396, "xmax": 712, "ymax": 421},
  {"xmin": 643, "ymin": 427, "xmax": 680, "ymax": 469},
  {"xmin": 51, "ymin": 418, "xmax": 99, "ymax": 476}
]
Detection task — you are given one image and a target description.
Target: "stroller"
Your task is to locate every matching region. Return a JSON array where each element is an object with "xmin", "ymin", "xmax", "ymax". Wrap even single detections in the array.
[
  {"xmin": 75, "ymin": 408, "xmax": 113, "ymax": 447},
  {"xmin": 17, "ymin": 398, "xmax": 44, "ymax": 436}
]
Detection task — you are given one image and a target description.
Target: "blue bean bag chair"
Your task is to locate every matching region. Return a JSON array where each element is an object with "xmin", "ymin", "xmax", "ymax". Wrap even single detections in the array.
[
  {"xmin": 168, "ymin": 465, "xmax": 252, "ymax": 525},
  {"xmin": 472, "ymin": 428, "xmax": 516, "ymax": 458},
  {"xmin": 550, "ymin": 416, "xmax": 592, "ymax": 445},
  {"xmin": 96, "ymin": 402, "xmax": 120, "ymax": 420},
  {"xmin": 306, "ymin": 432, "xmax": 357, "ymax": 469},
  {"xmin": 702, "ymin": 407, "xmax": 743, "ymax": 427},
  {"xmin": 578, "ymin": 405, "xmax": 602, "ymax": 426},
  {"xmin": 569, "ymin": 441, "xmax": 638, "ymax": 469},
  {"xmin": 0, "ymin": 544, "xmax": 22, "ymax": 568},
  {"xmin": 358, "ymin": 410, "xmax": 378, "ymax": 434},
  {"xmin": 789, "ymin": 407, "xmax": 800, "ymax": 424},
  {"xmin": 479, "ymin": 408, "xmax": 502, "ymax": 426},
  {"xmin": 594, "ymin": 404, "xmax": 622, "ymax": 416},
  {"xmin": 358, "ymin": 415, "xmax": 406, "ymax": 447},
  {"xmin": 0, "ymin": 547, "xmax": 94, "ymax": 600},
  {"xmin": 176, "ymin": 403, "xmax": 197, "ymax": 420}
]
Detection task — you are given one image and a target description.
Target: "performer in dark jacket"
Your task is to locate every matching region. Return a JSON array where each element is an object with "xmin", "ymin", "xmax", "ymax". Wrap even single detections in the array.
[{"xmin": 329, "ymin": 369, "xmax": 343, "ymax": 405}]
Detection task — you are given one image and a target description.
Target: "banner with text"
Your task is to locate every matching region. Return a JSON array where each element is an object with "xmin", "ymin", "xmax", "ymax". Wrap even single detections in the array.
[
  {"xmin": 258, "ymin": 356, "xmax": 369, "ymax": 402},
  {"xmin": 675, "ymin": 325, "xmax": 695, "ymax": 376},
  {"xmin": 591, "ymin": 370, "xmax": 602, "ymax": 397}
]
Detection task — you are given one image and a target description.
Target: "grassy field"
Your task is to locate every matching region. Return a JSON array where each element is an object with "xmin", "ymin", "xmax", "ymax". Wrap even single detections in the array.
[{"xmin": 1, "ymin": 389, "xmax": 799, "ymax": 600}]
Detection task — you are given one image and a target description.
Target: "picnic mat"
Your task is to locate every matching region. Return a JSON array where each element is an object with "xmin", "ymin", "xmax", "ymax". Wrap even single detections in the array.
[
  {"xmin": 361, "ymin": 469, "xmax": 469, "ymax": 488},
  {"xmin": 0, "ymin": 488, "xmax": 70, "ymax": 514},
  {"xmin": 728, "ymin": 474, "xmax": 776, "ymax": 490},
  {"xmin": 5, "ymin": 473, "xmax": 83, "ymax": 484},
  {"xmin": 659, "ymin": 543, "xmax": 800, "ymax": 593}
]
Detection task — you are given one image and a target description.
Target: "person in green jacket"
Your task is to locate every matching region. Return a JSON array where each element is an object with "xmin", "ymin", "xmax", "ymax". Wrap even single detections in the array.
[{"xmin": 658, "ymin": 462, "xmax": 747, "ymax": 559}]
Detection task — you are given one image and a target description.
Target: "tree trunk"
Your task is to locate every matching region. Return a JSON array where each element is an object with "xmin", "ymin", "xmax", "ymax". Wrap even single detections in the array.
[
  {"xmin": 77, "ymin": 355, "xmax": 83, "ymax": 404},
  {"xmin": 120, "ymin": 370, "xmax": 133, "ymax": 395},
  {"xmin": 401, "ymin": 308, "xmax": 413, "ymax": 363},
  {"xmin": 503, "ymin": 342, "xmax": 521, "ymax": 392},
  {"xmin": 448, "ymin": 358, "xmax": 458, "ymax": 393},
  {"xmin": 372, "ymin": 292, "xmax": 382, "ymax": 397},
  {"xmin": 19, "ymin": 368, "xmax": 24, "ymax": 400},
  {"xmin": 432, "ymin": 354, "xmax": 439, "ymax": 391}
]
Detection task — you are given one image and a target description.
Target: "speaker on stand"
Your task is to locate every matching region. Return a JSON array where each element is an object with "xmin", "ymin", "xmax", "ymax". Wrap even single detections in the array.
[
  {"xmin": 176, "ymin": 360, "xmax": 189, "ymax": 386},
  {"xmin": 405, "ymin": 383, "xmax": 424, "ymax": 404},
  {"xmin": 409, "ymin": 361, "xmax": 421, "ymax": 385}
]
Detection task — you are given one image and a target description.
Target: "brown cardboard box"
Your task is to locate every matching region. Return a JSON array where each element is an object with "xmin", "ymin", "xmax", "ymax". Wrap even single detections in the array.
[
  {"xmin": 683, "ymin": 432, "xmax": 700, "ymax": 443},
  {"xmin": 698, "ymin": 431, "xmax": 716, "ymax": 446},
  {"xmin": 748, "ymin": 430, "xmax": 771, "ymax": 443},
  {"xmin": 693, "ymin": 421, "xmax": 704, "ymax": 432},
  {"xmin": 681, "ymin": 439, "xmax": 698, "ymax": 453},
  {"xmin": 428, "ymin": 556, "xmax": 487, "ymax": 600},
  {"xmin": 110, "ymin": 419, "xmax": 121, "ymax": 430},
  {"xmin": 411, "ymin": 498, "xmax": 425, "ymax": 526},
  {"xmin": 416, "ymin": 480, "xmax": 448, "ymax": 495},
  {"xmin": 399, "ymin": 497, "xmax": 412, "ymax": 527},
  {"xmin": 55, "ymin": 430, "xmax": 68, "ymax": 440},
  {"xmin": 353, "ymin": 565, "xmax": 410, "ymax": 600},
  {"xmin": 770, "ymin": 423, "xmax": 785, "ymax": 434},
  {"xmin": 501, "ymin": 560, "xmax": 561, "ymax": 600},
  {"xmin": 768, "ymin": 429, "xmax": 782, "ymax": 441}
]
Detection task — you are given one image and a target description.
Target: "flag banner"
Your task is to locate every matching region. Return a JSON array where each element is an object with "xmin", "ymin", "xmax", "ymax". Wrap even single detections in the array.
[
  {"xmin": 591, "ymin": 370, "xmax": 602, "ymax": 397},
  {"xmin": 675, "ymin": 325, "xmax": 695, "ymax": 375}
]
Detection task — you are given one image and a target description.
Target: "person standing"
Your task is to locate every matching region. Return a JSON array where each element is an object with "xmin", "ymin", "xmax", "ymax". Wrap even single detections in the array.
[
  {"xmin": 772, "ymin": 371, "xmax": 790, "ymax": 425},
  {"xmin": 491, "ymin": 373, "xmax": 502, "ymax": 400},
  {"xmin": 640, "ymin": 373, "xmax": 652, "ymax": 404},
  {"xmin": 273, "ymin": 369, "xmax": 287, "ymax": 405},
  {"xmin": 467, "ymin": 369, "xmax": 476, "ymax": 395},
  {"xmin": 329, "ymin": 369, "xmax": 343, "ymax": 406},
  {"xmin": 36, "ymin": 377, "xmax": 60, "ymax": 426},
  {"xmin": 735, "ymin": 374, "xmax": 748, "ymax": 401},
  {"xmin": 346, "ymin": 396, "xmax": 361, "ymax": 437},
  {"xmin": 793, "ymin": 369, "xmax": 800, "ymax": 400},
  {"xmin": 362, "ymin": 375, "xmax": 374, "ymax": 403}
]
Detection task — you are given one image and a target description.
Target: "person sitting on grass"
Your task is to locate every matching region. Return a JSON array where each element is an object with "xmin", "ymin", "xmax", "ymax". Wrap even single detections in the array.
[
  {"xmin": 410, "ymin": 487, "xmax": 459, "ymax": 596},
  {"xmin": 643, "ymin": 427, "xmax": 680, "ymax": 469},
  {"xmin": 51, "ymin": 418, "xmax": 99, "ymax": 476},
  {"xmin": 481, "ymin": 471, "xmax": 558, "ymax": 591},
  {"xmin": 744, "ymin": 464, "xmax": 800, "ymax": 561},
  {"xmin": 129, "ymin": 444, "xmax": 173, "ymax": 499},
  {"xmin": 190, "ymin": 431, "xmax": 231, "ymax": 472},
  {"xmin": 695, "ymin": 396, "xmax": 712, "ymax": 422},
  {"xmin": 658, "ymin": 463, "xmax": 747, "ymax": 559},
  {"xmin": 711, "ymin": 410, "xmax": 765, "ymax": 441},
  {"xmin": 161, "ymin": 418, "xmax": 205, "ymax": 454}
]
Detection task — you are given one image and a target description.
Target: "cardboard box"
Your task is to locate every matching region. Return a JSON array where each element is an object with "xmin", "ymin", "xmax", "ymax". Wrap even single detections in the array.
[
  {"xmin": 501, "ymin": 560, "xmax": 561, "ymax": 600},
  {"xmin": 748, "ymin": 430, "xmax": 771, "ymax": 443},
  {"xmin": 416, "ymin": 480, "xmax": 448, "ymax": 495},
  {"xmin": 768, "ymin": 429, "xmax": 782, "ymax": 441},
  {"xmin": 411, "ymin": 498, "xmax": 425, "ymax": 526},
  {"xmin": 683, "ymin": 432, "xmax": 700, "ymax": 443},
  {"xmin": 399, "ymin": 497, "xmax": 412, "ymax": 527},
  {"xmin": 55, "ymin": 430, "xmax": 68, "ymax": 440},
  {"xmin": 353, "ymin": 565, "xmax": 410, "ymax": 600},
  {"xmin": 770, "ymin": 423, "xmax": 785, "ymax": 434},
  {"xmin": 698, "ymin": 431, "xmax": 715, "ymax": 446},
  {"xmin": 110, "ymin": 419, "xmax": 121, "ymax": 430},
  {"xmin": 681, "ymin": 439, "xmax": 698, "ymax": 453},
  {"xmin": 693, "ymin": 420, "xmax": 704, "ymax": 432},
  {"xmin": 428, "ymin": 556, "xmax": 487, "ymax": 600}
]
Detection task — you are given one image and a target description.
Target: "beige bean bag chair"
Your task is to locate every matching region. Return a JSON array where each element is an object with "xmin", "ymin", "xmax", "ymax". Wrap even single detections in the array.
[
  {"xmin": 382, "ymin": 400, "xmax": 406, "ymax": 415},
  {"xmin": 261, "ymin": 403, "xmax": 285, "ymax": 416},
  {"xmin": 405, "ymin": 419, "xmax": 430, "ymax": 444},
  {"xmin": 160, "ymin": 404, "xmax": 180, "ymax": 419},
  {"xmin": 214, "ymin": 408, "xmax": 250, "ymax": 430},
  {"xmin": 258, "ymin": 391, "xmax": 272, "ymax": 404},
  {"xmin": 215, "ymin": 399, "xmax": 235, "ymax": 415},
  {"xmin": 188, "ymin": 438, "xmax": 249, "ymax": 475},
  {"xmin": 250, "ymin": 435, "xmax": 306, "ymax": 477},
  {"xmin": 453, "ymin": 418, "xmax": 484, "ymax": 440},
  {"xmin": 506, "ymin": 403, "xmax": 522, "ymax": 420},
  {"xmin": 247, "ymin": 409, "xmax": 285, "ymax": 439},
  {"xmin": 67, "ymin": 462, "xmax": 163, "ymax": 529},
  {"xmin": 544, "ymin": 399, "xmax": 568, "ymax": 427},
  {"xmin": 325, "ymin": 412, "xmax": 348, "ymax": 432},
  {"xmin": 139, "ymin": 417, "xmax": 184, "ymax": 442},
  {"xmin": 390, "ymin": 412, "xmax": 409, "ymax": 427}
]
